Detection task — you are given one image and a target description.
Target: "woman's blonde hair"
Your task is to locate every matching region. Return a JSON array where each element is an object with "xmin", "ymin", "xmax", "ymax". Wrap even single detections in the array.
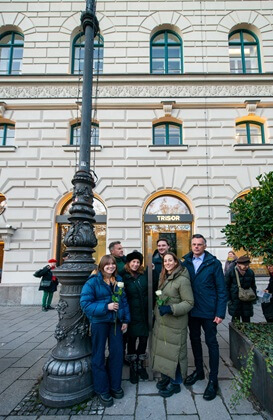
[{"xmin": 159, "ymin": 251, "xmax": 180, "ymax": 288}]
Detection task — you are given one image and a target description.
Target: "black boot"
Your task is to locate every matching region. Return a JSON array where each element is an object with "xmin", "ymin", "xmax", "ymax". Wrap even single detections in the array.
[
  {"xmin": 137, "ymin": 354, "xmax": 148, "ymax": 380},
  {"xmin": 126, "ymin": 354, "xmax": 138, "ymax": 384}
]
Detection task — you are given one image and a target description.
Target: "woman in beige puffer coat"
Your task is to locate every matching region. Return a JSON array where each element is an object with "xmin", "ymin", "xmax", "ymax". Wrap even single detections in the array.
[{"xmin": 152, "ymin": 252, "xmax": 194, "ymax": 398}]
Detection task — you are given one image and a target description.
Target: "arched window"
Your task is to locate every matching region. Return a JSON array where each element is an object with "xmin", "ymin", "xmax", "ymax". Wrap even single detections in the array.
[
  {"xmin": 153, "ymin": 122, "xmax": 182, "ymax": 145},
  {"xmin": 0, "ymin": 123, "xmax": 15, "ymax": 146},
  {"xmin": 70, "ymin": 122, "xmax": 99, "ymax": 146},
  {"xmin": 236, "ymin": 121, "xmax": 265, "ymax": 144},
  {"xmin": 229, "ymin": 30, "xmax": 261, "ymax": 74},
  {"xmin": 0, "ymin": 31, "xmax": 24, "ymax": 75},
  {"xmin": 72, "ymin": 33, "xmax": 103, "ymax": 74},
  {"xmin": 150, "ymin": 30, "xmax": 183, "ymax": 74}
]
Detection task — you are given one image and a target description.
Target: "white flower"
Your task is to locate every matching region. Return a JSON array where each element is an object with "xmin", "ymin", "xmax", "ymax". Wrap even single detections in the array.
[
  {"xmin": 117, "ymin": 282, "xmax": 124, "ymax": 288},
  {"xmin": 155, "ymin": 290, "xmax": 162, "ymax": 296}
]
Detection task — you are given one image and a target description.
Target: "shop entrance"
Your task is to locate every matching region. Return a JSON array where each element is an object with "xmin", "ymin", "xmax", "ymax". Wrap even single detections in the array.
[{"xmin": 144, "ymin": 194, "xmax": 193, "ymax": 263}]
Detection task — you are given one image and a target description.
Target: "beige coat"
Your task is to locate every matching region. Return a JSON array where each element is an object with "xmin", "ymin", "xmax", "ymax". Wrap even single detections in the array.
[{"xmin": 152, "ymin": 265, "xmax": 194, "ymax": 380}]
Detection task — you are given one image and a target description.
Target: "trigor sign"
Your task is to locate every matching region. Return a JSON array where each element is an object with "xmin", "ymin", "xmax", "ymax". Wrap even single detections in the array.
[{"xmin": 144, "ymin": 214, "xmax": 193, "ymax": 223}]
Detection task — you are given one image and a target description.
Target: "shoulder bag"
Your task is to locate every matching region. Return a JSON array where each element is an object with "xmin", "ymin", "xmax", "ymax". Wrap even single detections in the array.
[{"xmin": 235, "ymin": 268, "xmax": 256, "ymax": 302}]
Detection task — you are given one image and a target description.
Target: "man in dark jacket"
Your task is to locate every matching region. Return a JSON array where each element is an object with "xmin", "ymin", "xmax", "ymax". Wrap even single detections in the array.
[
  {"xmin": 182, "ymin": 234, "xmax": 227, "ymax": 401},
  {"xmin": 152, "ymin": 238, "xmax": 170, "ymax": 286},
  {"xmin": 109, "ymin": 241, "xmax": 126, "ymax": 274}
]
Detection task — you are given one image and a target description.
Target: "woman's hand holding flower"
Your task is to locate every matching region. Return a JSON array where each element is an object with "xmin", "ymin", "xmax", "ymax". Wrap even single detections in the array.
[{"xmin": 108, "ymin": 302, "xmax": 119, "ymax": 311}]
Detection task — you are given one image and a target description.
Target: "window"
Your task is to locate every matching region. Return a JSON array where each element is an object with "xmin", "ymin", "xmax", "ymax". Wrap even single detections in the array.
[
  {"xmin": 0, "ymin": 31, "xmax": 24, "ymax": 75},
  {"xmin": 151, "ymin": 30, "xmax": 183, "ymax": 74},
  {"xmin": 236, "ymin": 121, "xmax": 265, "ymax": 144},
  {"xmin": 72, "ymin": 33, "xmax": 103, "ymax": 74},
  {"xmin": 0, "ymin": 123, "xmax": 15, "ymax": 146},
  {"xmin": 70, "ymin": 122, "xmax": 99, "ymax": 146},
  {"xmin": 229, "ymin": 30, "xmax": 261, "ymax": 74},
  {"xmin": 153, "ymin": 122, "xmax": 182, "ymax": 145}
]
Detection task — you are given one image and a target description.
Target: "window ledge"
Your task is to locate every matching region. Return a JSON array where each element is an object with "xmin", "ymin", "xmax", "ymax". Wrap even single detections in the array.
[
  {"xmin": 149, "ymin": 145, "xmax": 188, "ymax": 152},
  {"xmin": 63, "ymin": 145, "xmax": 102, "ymax": 152},
  {"xmin": 0, "ymin": 146, "xmax": 16, "ymax": 152},
  {"xmin": 234, "ymin": 144, "xmax": 273, "ymax": 151}
]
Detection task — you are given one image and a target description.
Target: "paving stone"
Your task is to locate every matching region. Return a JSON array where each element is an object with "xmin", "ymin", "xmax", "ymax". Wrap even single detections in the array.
[
  {"xmin": 4, "ymin": 342, "xmax": 35, "ymax": 358},
  {"xmin": 168, "ymin": 416, "xmax": 199, "ymax": 420},
  {"xmin": 166, "ymin": 386, "xmax": 197, "ymax": 415},
  {"xmin": 104, "ymin": 380, "xmax": 136, "ymax": 415},
  {"xmin": 38, "ymin": 416, "xmax": 70, "ymax": 420},
  {"xmin": 0, "ymin": 379, "xmax": 36, "ymax": 415},
  {"xmin": 103, "ymin": 417, "xmax": 133, "ymax": 420},
  {"xmin": 0, "ymin": 367, "xmax": 27, "ymax": 393},
  {"xmin": 219, "ymin": 379, "xmax": 258, "ymax": 415},
  {"xmin": 135, "ymin": 395, "xmax": 165, "ymax": 420},
  {"xmin": 20, "ymin": 357, "xmax": 47, "ymax": 380},
  {"xmin": 0, "ymin": 358, "xmax": 18, "ymax": 374},
  {"xmin": 188, "ymin": 378, "xmax": 207, "ymax": 394},
  {"xmin": 12, "ymin": 349, "xmax": 48, "ymax": 368},
  {"xmin": 194, "ymin": 394, "xmax": 231, "ymax": 420},
  {"xmin": 231, "ymin": 416, "xmax": 265, "ymax": 420},
  {"xmin": 138, "ymin": 380, "xmax": 158, "ymax": 394},
  {"xmin": 5, "ymin": 416, "xmax": 37, "ymax": 420},
  {"xmin": 71, "ymin": 416, "xmax": 102, "ymax": 420}
]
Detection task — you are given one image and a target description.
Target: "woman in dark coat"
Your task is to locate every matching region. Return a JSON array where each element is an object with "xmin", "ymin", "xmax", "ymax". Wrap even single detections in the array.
[
  {"xmin": 34, "ymin": 258, "xmax": 58, "ymax": 311},
  {"xmin": 224, "ymin": 250, "xmax": 238, "ymax": 275},
  {"xmin": 225, "ymin": 255, "xmax": 257, "ymax": 322},
  {"xmin": 121, "ymin": 251, "xmax": 149, "ymax": 383},
  {"xmin": 262, "ymin": 265, "xmax": 273, "ymax": 322},
  {"xmin": 80, "ymin": 254, "xmax": 130, "ymax": 408}
]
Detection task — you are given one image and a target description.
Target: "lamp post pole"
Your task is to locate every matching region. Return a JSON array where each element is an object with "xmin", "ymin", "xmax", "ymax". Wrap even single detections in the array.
[{"xmin": 39, "ymin": 0, "xmax": 99, "ymax": 407}]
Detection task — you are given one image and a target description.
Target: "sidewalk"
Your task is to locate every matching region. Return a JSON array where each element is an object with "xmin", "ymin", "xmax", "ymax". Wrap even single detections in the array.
[{"xmin": 0, "ymin": 304, "xmax": 272, "ymax": 420}]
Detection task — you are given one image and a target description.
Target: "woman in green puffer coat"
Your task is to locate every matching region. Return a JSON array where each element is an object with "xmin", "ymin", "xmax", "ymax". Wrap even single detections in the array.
[{"xmin": 152, "ymin": 252, "xmax": 194, "ymax": 398}]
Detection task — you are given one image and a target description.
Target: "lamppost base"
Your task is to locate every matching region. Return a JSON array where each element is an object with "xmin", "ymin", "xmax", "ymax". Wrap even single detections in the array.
[{"xmin": 39, "ymin": 354, "xmax": 95, "ymax": 408}]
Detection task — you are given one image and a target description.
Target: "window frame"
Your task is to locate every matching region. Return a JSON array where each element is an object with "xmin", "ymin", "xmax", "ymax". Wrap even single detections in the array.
[
  {"xmin": 0, "ymin": 31, "xmax": 24, "ymax": 75},
  {"xmin": 150, "ymin": 30, "xmax": 183, "ymax": 75},
  {"xmin": 0, "ymin": 123, "xmax": 15, "ymax": 146},
  {"xmin": 236, "ymin": 120, "xmax": 265, "ymax": 145},
  {"xmin": 70, "ymin": 122, "xmax": 99, "ymax": 146},
  {"xmin": 71, "ymin": 32, "xmax": 104, "ymax": 75},
  {"xmin": 228, "ymin": 29, "xmax": 262, "ymax": 74},
  {"xmin": 153, "ymin": 122, "xmax": 182, "ymax": 146}
]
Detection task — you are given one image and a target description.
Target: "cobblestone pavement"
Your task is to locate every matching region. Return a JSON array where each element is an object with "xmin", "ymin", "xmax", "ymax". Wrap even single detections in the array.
[{"xmin": 0, "ymin": 304, "xmax": 272, "ymax": 419}]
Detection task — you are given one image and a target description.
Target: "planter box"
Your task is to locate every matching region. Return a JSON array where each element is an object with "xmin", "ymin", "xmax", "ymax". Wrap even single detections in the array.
[{"xmin": 229, "ymin": 322, "xmax": 273, "ymax": 415}]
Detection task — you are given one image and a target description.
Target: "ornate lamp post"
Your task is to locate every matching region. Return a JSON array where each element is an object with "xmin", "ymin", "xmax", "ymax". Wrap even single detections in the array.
[{"xmin": 39, "ymin": 0, "xmax": 99, "ymax": 407}]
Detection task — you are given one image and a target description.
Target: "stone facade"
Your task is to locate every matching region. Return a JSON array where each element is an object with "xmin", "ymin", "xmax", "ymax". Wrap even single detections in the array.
[{"xmin": 0, "ymin": 0, "xmax": 273, "ymax": 303}]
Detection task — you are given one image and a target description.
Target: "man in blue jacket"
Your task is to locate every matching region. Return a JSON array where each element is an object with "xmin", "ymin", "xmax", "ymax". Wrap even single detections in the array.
[{"xmin": 182, "ymin": 234, "xmax": 227, "ymax": 401}]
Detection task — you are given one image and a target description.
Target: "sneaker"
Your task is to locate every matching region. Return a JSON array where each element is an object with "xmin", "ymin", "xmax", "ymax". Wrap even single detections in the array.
[
  {"xmin": 42, "ymin": 307, "xmax": 48, "ymax": 312},
  {"xmin": 98, "ymin": 393, "xmax": 114, "ymax": 407}
]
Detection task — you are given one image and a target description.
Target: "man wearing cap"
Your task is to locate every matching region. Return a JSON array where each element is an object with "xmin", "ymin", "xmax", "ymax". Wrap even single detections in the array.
[
  {"xmin": 109, "ymin": 241, "xmax": 127, "ymax": 274},
  {"xmin": 225, "ymin": 255, "xmax": 257, "ymax": 323},
  {"xmin": 34, "ymin": 258, "xmax": 58, "ymax": 311}
]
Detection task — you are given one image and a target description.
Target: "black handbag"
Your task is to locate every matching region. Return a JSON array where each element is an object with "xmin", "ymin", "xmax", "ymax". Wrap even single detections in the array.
[{"xmin": 40, "ymin": 278, "xmax": 51, "ymax": 288}]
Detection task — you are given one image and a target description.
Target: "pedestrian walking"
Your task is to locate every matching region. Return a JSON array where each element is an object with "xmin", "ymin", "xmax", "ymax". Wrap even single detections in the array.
[
  {"xmin": 182, "ymin": 234, "xmax": 227, "ymax": 401},
  {"xmin": 225, "ymin": 255, "xmax": 257, "ymax": 323},
  {"xmin": 152, "ymin": 252, "xmax": 194, "ymax": 398},
  {"xmin": 121, "ymin": 251, "xmax": 149, "ymax": 384},
  {"xmin": 80, "ymin": 254, "xmax": 130, "ymax": 408},
  {"xmin": 224, "ymin": 250, "xmax": 238, "ymax": 275},
  {"xmin": 262, "ymin": 265, "xmax": 273, "ymax": 322},
  {"xmin": 34, "ymin": 258, "xmax": 58, "ymax": 312}
]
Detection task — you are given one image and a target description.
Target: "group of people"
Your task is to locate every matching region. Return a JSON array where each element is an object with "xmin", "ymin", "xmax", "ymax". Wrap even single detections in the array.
[{"xmin": 35, "ymin": 236, "xmax": 273, "ymax": 408}]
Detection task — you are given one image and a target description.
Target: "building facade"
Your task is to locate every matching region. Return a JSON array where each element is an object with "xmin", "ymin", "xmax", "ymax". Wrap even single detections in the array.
[{"xmin": 0, "ymin": 0, "xmax": 273, "ymax": 303}]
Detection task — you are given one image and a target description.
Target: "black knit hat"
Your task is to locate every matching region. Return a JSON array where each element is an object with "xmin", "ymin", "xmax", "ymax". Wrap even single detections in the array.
[{"xmin": 126, "ymin": 251, "xmax": 143, "ymax": 265}]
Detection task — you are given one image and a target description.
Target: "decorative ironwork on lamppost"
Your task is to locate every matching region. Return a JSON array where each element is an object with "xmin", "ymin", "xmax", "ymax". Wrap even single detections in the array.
[{"xmin": 39, "ymin": 0, "xmax": 99, "ymax": 407}]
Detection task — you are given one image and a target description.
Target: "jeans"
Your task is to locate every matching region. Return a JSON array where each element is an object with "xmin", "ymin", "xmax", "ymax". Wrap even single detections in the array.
[
  {"xmin": 188, "ymin": 316, "xmax": 219, "ymax": 382},
  {"xmin": 91, "ymin": 322, "xmax": 123, "ymax": 395},
  {"xmin": 42, "ymin": 291, "xmax": 53, "ymax": 308}
]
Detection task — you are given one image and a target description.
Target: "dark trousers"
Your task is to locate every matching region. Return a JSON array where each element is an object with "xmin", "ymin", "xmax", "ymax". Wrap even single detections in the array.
[
  {"xmin": 127, "ymin": 336, "xmax": 148, "ymax": 355},
  {"xmin": 188, "ymin": 316, "xmax": 219, "ymax": 382},
  {"xmin": 91, "ymin": 322, "xmax": 123, "ymax": 395},
  {"xmin": 232, "ymin": 316, "xmax": 250, "ymax": 322}
]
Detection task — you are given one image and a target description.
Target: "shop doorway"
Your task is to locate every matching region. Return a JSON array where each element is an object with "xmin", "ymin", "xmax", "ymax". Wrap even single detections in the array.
[{"xmin": 144, "ymin": 194, "xmax": 193, "ymax": 263}]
